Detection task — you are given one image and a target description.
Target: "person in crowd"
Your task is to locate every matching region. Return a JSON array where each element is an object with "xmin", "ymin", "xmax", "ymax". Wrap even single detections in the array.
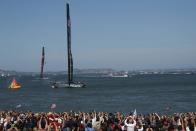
[
  {"xmin": 1, "ymin": 110, "xmax": 196, "ymax": 131},
  {"xmin": 124, "ymin": 116, "xmax": 136, "ymax": 131},
  {"xmin": 85, "ymin": 122, "xmax": 95, "ymax": 131},
  {"xmin": 37, "ymin": 115, "xmax": 48, "ymax": 131}
]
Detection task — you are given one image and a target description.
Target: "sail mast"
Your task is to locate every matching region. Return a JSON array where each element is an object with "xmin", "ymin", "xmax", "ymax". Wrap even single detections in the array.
[
  {"xmin": 40, "ymin": 46, "xmax": 45, "ymax": 79},
  {"xmin": 67, "ymin": 3, "xmax": 73, "ymax": 84},
  {"xmin": 51, "ymin": 3, "xmax": 85, "ymax": 88}
]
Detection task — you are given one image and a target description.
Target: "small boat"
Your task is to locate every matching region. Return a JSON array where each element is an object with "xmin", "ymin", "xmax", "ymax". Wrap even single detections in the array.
[
  {"xmin": 101, "ymin": 71, "xmax": 129, "ymax": 78},
  {"xmin": 109, "ymin": 71, "xmax": 129, "ymax": 78},
  {"xmin": 9, "ymin": 78, "xmax": 21, "ymax": 89}
]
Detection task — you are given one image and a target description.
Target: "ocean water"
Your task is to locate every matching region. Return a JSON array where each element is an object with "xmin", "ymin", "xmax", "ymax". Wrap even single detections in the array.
[{"xmin": 0, "ymin": 74, "xmax": 196, "ymax": 114}]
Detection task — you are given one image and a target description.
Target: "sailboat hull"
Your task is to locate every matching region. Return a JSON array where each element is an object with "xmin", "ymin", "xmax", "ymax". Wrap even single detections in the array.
[
  {"xmin": 52, "ymin": 82, "xmax": 86, "ymax": 88},
  {"xmin": 9, "ymin": 85, "xmax": 21, "ymax": 89}
]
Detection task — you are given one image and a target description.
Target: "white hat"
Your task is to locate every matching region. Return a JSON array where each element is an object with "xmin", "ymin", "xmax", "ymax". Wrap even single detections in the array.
[{"xmin": 58, "ymin": 118, "xmax": 62, "ymax": 123}]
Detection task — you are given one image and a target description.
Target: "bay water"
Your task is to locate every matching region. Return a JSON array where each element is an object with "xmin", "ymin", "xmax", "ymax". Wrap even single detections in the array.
[{"xmin": 0, "ymin": 74, "xmax": 195, "ymax": 114}]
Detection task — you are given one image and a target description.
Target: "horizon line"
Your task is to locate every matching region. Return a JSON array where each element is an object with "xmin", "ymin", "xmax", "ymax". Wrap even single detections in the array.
[{"xmin": 1, "ymin": 67, "xmax": 196, "ymax": 73}]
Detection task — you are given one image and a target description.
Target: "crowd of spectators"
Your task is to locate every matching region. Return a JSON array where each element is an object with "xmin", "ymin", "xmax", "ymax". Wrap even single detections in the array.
[{"xmin": 0, "ymin": 110, "xmax": 196, "ymax": 131}]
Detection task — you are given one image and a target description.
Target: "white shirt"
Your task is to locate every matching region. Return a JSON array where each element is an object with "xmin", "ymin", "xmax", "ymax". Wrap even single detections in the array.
[
  {"xmin": 138, "ymin": 127, "xmax": 143, "ymax": 131},
  {"xmin": 124, "ymin": 118, "xmax": 136, "ymax": 131}
]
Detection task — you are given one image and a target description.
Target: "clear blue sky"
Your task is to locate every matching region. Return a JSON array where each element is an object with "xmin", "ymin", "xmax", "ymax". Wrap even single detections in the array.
[{"xmin": 0, "ymin": 0, "xmax": 196, "ymax": 71}]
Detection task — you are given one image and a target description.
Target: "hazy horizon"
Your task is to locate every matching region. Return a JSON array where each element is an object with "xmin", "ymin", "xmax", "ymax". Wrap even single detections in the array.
[
  {"xmin": 1, "ymin": 67, "xmax": 196, "ymax": 73},
  {"xmin": 0, "ymin": 0, "xmax": 196, "ymax": 72}
]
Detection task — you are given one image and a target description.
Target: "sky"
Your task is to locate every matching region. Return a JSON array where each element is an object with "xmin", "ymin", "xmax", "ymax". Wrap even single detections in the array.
[{"xmin": 0, "ymin": 0, "xmax": 196, "ymax": 72}]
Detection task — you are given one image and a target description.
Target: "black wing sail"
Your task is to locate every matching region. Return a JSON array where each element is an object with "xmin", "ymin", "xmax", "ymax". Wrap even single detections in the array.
[
  {"xmin": 67, "ymin": 3, "xmax": 73, "ymax": 84},
  {"xmin": 51, "ymin": 3, "xmax": 86, "ymax": 88},
  {"xmin": 40, "ymin": 46, "xmax": 45, "ymax": 79},
  {"xmin": 70, "ymin": 52, "xmax": 73, "ymax": 82}
]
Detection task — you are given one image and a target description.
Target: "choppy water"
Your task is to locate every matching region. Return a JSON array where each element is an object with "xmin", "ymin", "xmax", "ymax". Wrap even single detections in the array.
[{"xmin": 0, "ymin": 74, "xmax": 196, "ymax": 114}]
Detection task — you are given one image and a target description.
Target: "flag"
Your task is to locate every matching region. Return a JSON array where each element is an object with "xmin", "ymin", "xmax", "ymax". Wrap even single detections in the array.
[
  {"xmin": 133, "ymin": 109, "xmax": 137, "ymax": 117},
  {"xmin": 16, "ymin": 104, "xmax": 22, "ymax": 109},
  {"xmin": 51, "ymin": 104, "xmax": 56, "ymax": 109},
  {"xmin": 165, "ymin": 106, "xmax": 171, "ymax": 111}
]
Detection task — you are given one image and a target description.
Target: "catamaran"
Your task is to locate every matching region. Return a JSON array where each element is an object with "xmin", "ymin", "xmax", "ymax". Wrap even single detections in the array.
[
  {"xmin": 9, "ymin": 78, "xmax": 21, "ymax": 89},
  {"xmin": 52, "ymin": 3, "xmax": 85, "ymax": 88},
  {"xmin": 36, "ymin": 46, "xmax": 49, "ymax": 80}
]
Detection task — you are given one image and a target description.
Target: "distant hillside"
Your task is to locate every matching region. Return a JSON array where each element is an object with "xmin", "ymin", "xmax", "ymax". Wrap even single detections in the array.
[
  {"xmin": 1, "ymin": 68, "xmax": 196, "ymax": 77},
  {"xmin": 0, "ymin": 69, "xmax": 17, "ymax": 77}
]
